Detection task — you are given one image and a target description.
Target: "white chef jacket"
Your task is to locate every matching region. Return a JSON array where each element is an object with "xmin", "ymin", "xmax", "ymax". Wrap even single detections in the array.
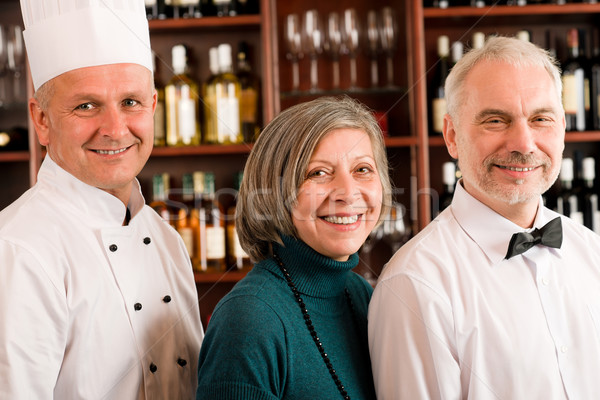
[
  {"xmin": 0, "ymin": 157, "xmax": 203, "ymax": 399},
  {"xmin": 369, "ymin": 181, "xmax": 600, "ymax": 400}
]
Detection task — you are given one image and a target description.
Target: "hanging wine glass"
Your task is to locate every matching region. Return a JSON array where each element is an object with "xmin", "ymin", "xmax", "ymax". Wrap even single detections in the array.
[
  {"xmin": 342, "ymin": 8, "xmax": 360, "ymax": 90},
  {"xmin": 284, "ymin": 14, "xmax": 303, "ymax": 92},
  {"xmin": 379, "ymin": 7, "xmax": 398, "ymax": 88},
  {"xmin": 325, "ymin": 12, "xmax": 342, "ymax": 90},
  {"xmin": 366, "ymin": 10, "xmax": 380, "ymax": 88},
  {"xmin": 7, "ymin": 25, "xmax": 25, "ymax": 104},
  {"xmin": 382, "ymin": 203, "xmax": 411, "ymax": 254},
  {"xmin": 302, "ymin": 9, "xmax": 323, "ymax": 93}
]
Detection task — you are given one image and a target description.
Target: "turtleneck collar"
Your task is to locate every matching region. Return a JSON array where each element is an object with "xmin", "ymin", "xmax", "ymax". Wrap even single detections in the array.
[{"xmin": 264, "ymin": 235, "xmax": 359, "ymax": 298}]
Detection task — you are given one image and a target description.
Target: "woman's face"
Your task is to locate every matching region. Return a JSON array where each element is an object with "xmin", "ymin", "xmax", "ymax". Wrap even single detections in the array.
[{"xmin": 292, "ymin": 128, "xmax": 383, "ymax": 261}]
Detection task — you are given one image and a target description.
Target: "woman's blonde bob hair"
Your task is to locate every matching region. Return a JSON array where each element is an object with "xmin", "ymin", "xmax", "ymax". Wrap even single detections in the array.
[{"xmin": 237, "ymin": 95, "xmax": 392, "ymax": 262}]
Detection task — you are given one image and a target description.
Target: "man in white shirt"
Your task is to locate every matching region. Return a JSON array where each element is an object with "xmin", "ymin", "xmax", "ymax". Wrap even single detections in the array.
[
  {"xmin": 369, "ymin": 35, "xmax": 600, "ymax": 399},
  {"xmin": 0, "ymin": 1, "xmax": 203, "ymax": 398}
]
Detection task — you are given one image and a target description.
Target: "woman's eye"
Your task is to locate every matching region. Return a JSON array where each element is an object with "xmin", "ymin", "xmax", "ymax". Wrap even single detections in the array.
[{"xmin": 307, "ymin": 170, "xmax": 326, "ymax": 178}]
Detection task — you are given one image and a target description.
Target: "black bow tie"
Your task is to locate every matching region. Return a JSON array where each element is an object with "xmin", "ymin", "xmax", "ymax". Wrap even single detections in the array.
[{"xmin": 505, "ymin": 217, "xmax": 563, "ymax": 259}]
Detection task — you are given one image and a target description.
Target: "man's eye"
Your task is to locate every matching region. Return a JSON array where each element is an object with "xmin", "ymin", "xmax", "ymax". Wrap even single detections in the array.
[
  {"xmin": 75, "ymin": 103, "xmax": 94, "ymax": 111},
  {"xmin": 123, "ymin": 99, "xmax": 138, "ymax": 107}
]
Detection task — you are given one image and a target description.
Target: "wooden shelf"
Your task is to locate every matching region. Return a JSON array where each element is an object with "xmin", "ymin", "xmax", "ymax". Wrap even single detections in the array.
[
  {"xmin": 0, "ymin": 151, "xmax": 29, "ymax": 162},
  {"xmin": 385, "ymin": 136, "xmax": 419, "ymax": 147},
  {"xmin": 423, "ymin": 3, "xmax": 600, "ymax": 18},
  {"xmin": 151, "ymin": 144, "xmax": 253, "ymax": 156},
  {"xmin": 194, "ymin": 269, "xmax": 249, "ymax": 283},
  {"xmin": 427, "ymin": 132, "xmax": 600, "ymax": 147},
  {"xmin": 148, "ymin": 14, "xmax": 261, "ymax": 31}
]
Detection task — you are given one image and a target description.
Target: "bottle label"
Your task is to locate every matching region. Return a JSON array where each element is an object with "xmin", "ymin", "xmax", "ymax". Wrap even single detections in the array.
[
  {"xmin": 178, "ymin": 227, "xmax": 194, "ymax": 258},
  {"xmin": 227, "ymin": 225, "xmax": 249, "ymax": 258},
  {"xmin": 217, "ymin": 94, "xmax": 240, "ymax": 143},
  {"xmin": 154, "ymin": 101, "xmax": 166, "ymax": 143},
  {"xmin": 178, "ymin": 97, "xmax": 196, "ymax": 145},
  {"xmin": 432, "ymin": 98, "xmax": 446, "ymax": 133},
  {"xmin": 165, "ymin": 85, "xmax": 179, "ymax": 146},
  {"xmin": 206, "ymin": 226, "xmax": 226, "ymax": 259},
  {"xmin": 562, "ymin": 74, "xmax": 578, "ymax": 113}
]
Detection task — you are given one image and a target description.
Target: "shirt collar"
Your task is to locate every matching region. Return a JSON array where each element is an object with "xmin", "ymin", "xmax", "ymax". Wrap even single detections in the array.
[
  {"xmin": 37, "ymin": 156, "xmax": 145, "ymax": 228},
  {"xmin": 450, "ymin": 180, "xmax": 557, "ymax": 265}
]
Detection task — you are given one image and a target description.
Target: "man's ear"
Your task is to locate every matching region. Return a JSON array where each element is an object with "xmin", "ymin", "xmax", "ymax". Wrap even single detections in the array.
[
  {"xmin": 29, "ymin": 98, "xmax": 50, "ymax": 146},
  {"xmin": 442, "ymin": 114, "xmax": 458, "ymax": 159}
]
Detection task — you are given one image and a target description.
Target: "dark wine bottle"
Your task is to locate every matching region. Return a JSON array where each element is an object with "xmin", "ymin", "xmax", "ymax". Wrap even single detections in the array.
[
  {"xmin": 562, "ymin": 28, "xmax": 589, "ymax": 132},
  {"xmin": 580, "ymin": 157, "xmax": 600, "ymax": 233},
  {"xmin": 431, "ymin": 35, "xmax": 450, "ymax": 136}
]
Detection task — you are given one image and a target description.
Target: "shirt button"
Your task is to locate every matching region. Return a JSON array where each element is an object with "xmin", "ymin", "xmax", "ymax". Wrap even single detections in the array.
[
  {"xmin": 177, "ymin": 358, "xmax": 187, "ymax": 367},
  {"xmin": 149, "ymin": 363, "xmax": 157, "ymax": 373},
  {"xmin": 134, "ymin": 303, "xmax": 142, "ymax": 311},
  {"xmin": 560, "ymin": 345, "xmax": 568, "ymax": 353},
  {"xmin": 143, "ymin": 237, "xmax": 151, "ymax": 245},
  {"xmin": 542, "ymin": 277, "xmax": 549, "ymax": 286},
  {"xmin": 163, "ymin": 295, "xmax": 172, "ymax": 303},
  {"xmin": 109, "ymin": 244, "xmax": 118, "ymax": 252}
]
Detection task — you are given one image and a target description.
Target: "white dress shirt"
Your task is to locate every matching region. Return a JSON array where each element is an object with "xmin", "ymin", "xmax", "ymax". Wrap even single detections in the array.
[
  {"xmin": 369, "ymin": 181, "xmax": 600, "ymax": 400},
  {"xmin": 0, "ymin": 157, "xmax": 204, "ymax": 399}
]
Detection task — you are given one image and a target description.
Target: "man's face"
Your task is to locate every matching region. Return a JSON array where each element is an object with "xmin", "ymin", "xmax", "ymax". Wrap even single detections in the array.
[
  {"xmin": 444, "ymin": 60, "xmax": 565, "ymax": 215},
  {"xmin": 32, "ymin": 63, "xmax": 156, "ymax": 202}
]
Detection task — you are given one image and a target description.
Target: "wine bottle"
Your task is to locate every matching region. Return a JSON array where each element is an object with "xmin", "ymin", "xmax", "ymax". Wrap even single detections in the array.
[
  {"xmin": 145, "ymin": 0, "xmax": 159, "ymax": 19},
  {"xmin": 450, "ymin": 40, "xmax": 464, "ymax": 69},
  {"xmin": 556, "ymin": 158, "xmax": 583, "ymax": 224},
  {"xmin": 153, "ymin": 55, "xmax": 166, "ymax": 147},
  {"xmin": 432, "ymin": 0, "xmax": 449, "ymax": 8},
  {"xmin": 226, "ymin": 171, "xmax": 252, "ymax": 270},
  {"xmin": 470, "ymin": 0, "xmax": 486, "ymax": 7},
  {"xmin": 590, "ymin": 28, "xmax": 600, "ymax": 130},
  {"xmin": 562, "ymin": 28, "xmax": 588, "ymax": 132},
  {"xmin": 236, "ymin": 41, "xmax": 260, "ymax": 143},
  {"xmin": 440, "ymin": 161, "xmax": 457, "ymax": 212},
  {"xmin": 150, "ymin": 173, "xmax": 173, "ymax": 224},
  {"xmin": 580, "ymin": 157, "xmax": 600, "ymax": 233},
  {"xmin": 431, "ymin": 35, "xmax": 450, "ymax": 136},
  {"xmin": 472, "ymin": 32, "xmax": 485, "ymax": 50},
  {"xmin": 203, "ymin": 43, "xmax": 242, "ymax": 144},
  {"xmin": 165, "ymin": 44, "xmax": 201, "ymax": 147},
  {"xmin": 198, "ymin": 172, "xmax": 227, "ymax": 272}
]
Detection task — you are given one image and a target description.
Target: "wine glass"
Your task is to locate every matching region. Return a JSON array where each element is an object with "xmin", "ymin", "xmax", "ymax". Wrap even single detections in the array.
[
  {"xmin": 359, "ymin": 223, "xmax": 384, "ymax": 286},
  {"xmin": 284, "ymin": 14, "xmax": 303, "ymax": 92},
  {"xmin": 379, "ymin": 7, "xmax": 398, "ymax": 88},
  {"xmin": 302, "ymin": 10, "xmax": 323, "ymax": 92},
  {"xmin": 342, "ymin": 8, "xmax": 360, "ymax": 90},
  {"xmin": 325, "ymin": 12, "xmax": 342, "ymax": 90},
  {"xmin": 382, "ymin": 202, "xmax": 411, "ymax": 254},
  {"xmin": 7, "ymin": 25, "xmax": 25, "ymax": 104},
  {"xmin": 366, "ymin": 10, "xmax": 380, "ymax": 87}
]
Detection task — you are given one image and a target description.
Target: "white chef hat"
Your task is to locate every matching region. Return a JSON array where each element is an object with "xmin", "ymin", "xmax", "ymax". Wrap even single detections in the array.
[{"xmin": 20, "ymin": 0, "xmax": 153, "ymax": 91}]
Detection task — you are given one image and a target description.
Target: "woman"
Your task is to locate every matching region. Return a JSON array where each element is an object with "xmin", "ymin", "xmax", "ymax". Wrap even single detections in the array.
[{"xmin": 196, "ymin": 96, "xmax": 392, "ymax": 399}]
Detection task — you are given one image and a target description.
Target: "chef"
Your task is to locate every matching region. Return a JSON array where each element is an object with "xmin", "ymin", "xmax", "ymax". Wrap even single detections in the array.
[{"xmin": 0, "ymin": 1, "xmax": 203, "ymax": 398}]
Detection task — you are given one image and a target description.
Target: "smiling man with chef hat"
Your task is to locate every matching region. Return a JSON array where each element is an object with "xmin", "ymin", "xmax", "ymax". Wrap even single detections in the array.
[{"xmin": 0, "ymin": 1, "xmax": 203, "ymax": 398}]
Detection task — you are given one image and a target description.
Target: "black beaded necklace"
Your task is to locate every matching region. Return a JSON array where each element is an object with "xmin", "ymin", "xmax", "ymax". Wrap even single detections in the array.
[{"xmin": 273, "ymin": 253, "xmax": 356, "ymax": 400}]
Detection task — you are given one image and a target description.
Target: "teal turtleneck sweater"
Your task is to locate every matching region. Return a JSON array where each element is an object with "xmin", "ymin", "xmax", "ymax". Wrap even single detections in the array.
[{"xmin": 196, "ymin": 236, "xmax": 376, "ymax": 400}]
